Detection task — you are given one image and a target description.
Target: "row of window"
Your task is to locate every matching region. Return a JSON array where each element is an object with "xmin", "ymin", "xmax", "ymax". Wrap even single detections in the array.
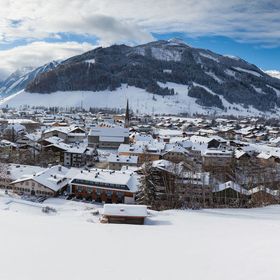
[
  {"xmin": 20, "ymin": 181, "xmax": 35, "ymax": 187},
  {"xmin": 14, "ymin": 187, "xmax": 31, "ymax": 192},
  {"xmin": 13, "ymin": 187, "xmax": 53, "ymax": 196},
  {"xmin": 75, "ymin": 186, "xmax": 124, "ymax": 197},
  {"xmin": 72, "ymin": 179, "xmax": 128, "ymax": 190}
]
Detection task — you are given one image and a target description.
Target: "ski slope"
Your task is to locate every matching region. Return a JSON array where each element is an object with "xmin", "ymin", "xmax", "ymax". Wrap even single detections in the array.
[{"xmin": 0, "ymin": 194, "xmax": 280, "ymax": 280}]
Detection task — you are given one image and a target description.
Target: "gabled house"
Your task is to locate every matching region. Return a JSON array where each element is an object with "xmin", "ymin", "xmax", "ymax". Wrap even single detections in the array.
[{"xmin": 10, "ymin": 165, "xmax": 69, "ymax": 197}]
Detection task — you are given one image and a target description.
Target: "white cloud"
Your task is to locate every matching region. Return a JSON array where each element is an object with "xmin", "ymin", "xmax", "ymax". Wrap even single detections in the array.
[
  {"xmin": 0, "ymin": 0, "xmax": 279, "ymax": 77},
  {"xmin": 1, "ymin": 0, "xmax": 279, "ymax": 45},
  {"xmin": 0, "ymin": 41, "xmax": 95, "ymax": 79}
]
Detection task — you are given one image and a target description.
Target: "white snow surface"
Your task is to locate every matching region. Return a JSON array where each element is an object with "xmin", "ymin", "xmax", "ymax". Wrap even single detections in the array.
[
  {"xmin": 223, "ymin": 54, "xmax": 241, "ymax": 60},
  {"xmin": 267, "ymin": 84, "xmax": 280, "ymax": 97},
  {"xmin": 84, "ymin": 58, "xmax": 95, "ymax": 64},
  {"xmin": 0, "ymin": 194, "xmax": 280, "ymax": 280},
  {"xmin": 205, "ymin": 71, "xmax": 223, "ymax": 84},
  {"xmin": 224, "ymin": 68, "xmax": 237, "ymax": 78},
  {"xmin": 1, "ymin": 83, "xmax": 279, "ymax": 117},
  {"xmin": 233, "ymin": 67, "xmax": 263, "ymax": 77},
  {"xmin": 151, "ymin": 47, "xmax": 182, "ymax": 62},
  {"xmin": 199, "ymin": 52, "xmax": 219, "ymax": 62}
]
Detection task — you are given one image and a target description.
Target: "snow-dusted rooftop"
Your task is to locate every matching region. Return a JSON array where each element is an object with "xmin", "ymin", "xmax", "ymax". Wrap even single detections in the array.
[
  {"xmin": 103, "ymin": 204, "xmax": 147, "ymax": 217},
  {"xmin": 71, "ymin": 168, "xmax": 139, "ymax": 192}
]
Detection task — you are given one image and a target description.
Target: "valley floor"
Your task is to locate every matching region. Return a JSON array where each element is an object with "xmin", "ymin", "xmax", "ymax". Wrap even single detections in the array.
[{"xmin": 0, "ymin": 194, "xmax": 279, "ymax": 280}]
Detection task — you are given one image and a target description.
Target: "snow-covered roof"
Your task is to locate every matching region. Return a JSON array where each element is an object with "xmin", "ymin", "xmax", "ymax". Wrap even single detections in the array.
[
  {"xmin": 103, "ymin": 204, "xmax": 147, "ymax": 217},
  {"xmin": 43, "ymin": 125, "xmax": 85, "ymax": 135},
  {"xmin": 11, "ymin": 165, "xmax": 70, "ymax": 192},
  {"xmin": 213, "ymin": 181, "xmax": 249, "ymax": 195},
  {"xmin": 108, "ymin": 154, "xmax": 138, "ymax": 164},
  {"xmin": 7, "ymin": 164, "xmax": 46, "ymax": 180},
  {"xmin": 89, "ymin": 127, "xmax": 129, "ymax": 137},
  {"xmin": 202, "ymin": 149, "xmax": 232, "ymax": 157},
  {"xmin": 118, "ymin": 140, "xmax": 166, "ymax": 155},
  {"xmin": 6, "ymin": 123, "xmax": 26, "ymax": 133},
  {"xmin": 133, "ymin": 133, "xmax": 154, "ymax": 142},
  {"xmin": 257, "ymin": 152, "xmax": 274, "ymax": 160},
  {"xmin": 6, "ymin": 118, "xmax": 39, "ymax": 124},
  {"xmin": 0, "ymin": 139, "xmax": 17, "ymax": 148},
  {"xmin": 99, "ymin": 136, "xmax": 125, "ymax": 142},
  {"xmin": 164, "ymin": 143, "xmax": 189, "ymax": 154},
  {"xmin": 70, "ymin": 169, "xmax": 140, "ymax": 192},
  {"xmin": 24, "ymin": 132, "xmax": 41, "ymax": 142},
  {"xmin": 190, "ymin": 135, "xmax": 218, "ymax": 144}
]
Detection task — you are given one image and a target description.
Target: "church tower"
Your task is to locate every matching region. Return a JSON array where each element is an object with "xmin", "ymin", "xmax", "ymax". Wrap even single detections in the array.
[{"xmin": 124, "ymin": 99, "xmax": 130, "ymax": 128}]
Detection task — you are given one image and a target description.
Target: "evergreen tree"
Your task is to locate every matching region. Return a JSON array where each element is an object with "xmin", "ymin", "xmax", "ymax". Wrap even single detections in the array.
[{"xmin": 136, "ymin": 162, "xmax": 157, "ymax": 208}]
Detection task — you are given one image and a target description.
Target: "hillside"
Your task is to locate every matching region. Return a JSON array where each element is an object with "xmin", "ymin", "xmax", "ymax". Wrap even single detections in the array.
[{"xmin": 2, "ymin": 39, "xmax": 280, "ymax": 116}]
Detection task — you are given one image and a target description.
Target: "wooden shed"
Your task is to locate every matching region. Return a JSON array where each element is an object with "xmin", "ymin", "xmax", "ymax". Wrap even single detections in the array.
[{"xmin": 101, "ymin": 204, "xmax": 147, "ymax": 225}]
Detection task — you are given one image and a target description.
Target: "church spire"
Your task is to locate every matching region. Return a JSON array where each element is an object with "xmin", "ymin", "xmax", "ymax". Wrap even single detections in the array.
[{"xmin": 125, "ymin": 99, "xmax": 130, "ymax": 128}]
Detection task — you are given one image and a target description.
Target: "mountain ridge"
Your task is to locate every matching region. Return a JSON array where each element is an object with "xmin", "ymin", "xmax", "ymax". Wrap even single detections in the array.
[
  {"xmin": 0, "ymin": 61, "xmax": 60, "ymax": 97},
  {"xmin": 2, "ymin": 39, "xmax": 280, "ymax": 115}
]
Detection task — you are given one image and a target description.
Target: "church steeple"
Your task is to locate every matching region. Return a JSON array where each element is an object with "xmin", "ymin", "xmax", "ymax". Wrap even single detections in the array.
[{"xmin": 125, "ymin": 99, "xmax": 130, "ymax": 128}]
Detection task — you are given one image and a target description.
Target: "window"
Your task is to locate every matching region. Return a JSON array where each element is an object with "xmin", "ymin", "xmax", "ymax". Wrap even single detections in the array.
[{"xmin": 86, "ymin": 187, "xmax": 93, "ymax": 193}]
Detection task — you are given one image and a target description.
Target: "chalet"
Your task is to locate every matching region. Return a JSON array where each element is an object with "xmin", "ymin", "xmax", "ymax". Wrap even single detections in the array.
[
  {"xmin": 162, "ymin": 143, "xmax": 190, "ymax": 163},
  {"xmin": 136, "ymin": 125, "xmax": 153, "ymax": 133},
  {"xmin": 88, "ymin": 127, "xmax": 129, "ymax": 148},
  {"xmin": 7, "ymin": 119, "xmax": 40, "ymax": 132},
  {"xmin": 202, "ymin": 149, "xmax": 233, "ymax": 169},
  {"xmin": 190, "ymin": 135, "xmax": 221, "ymax": 149},
  {"xmin": 234, "ymin": 149, "xmax": 251, "ymax": 164},
  {"xmin": 130, "ymin": 133, "xmax": 153, "ymax": 143},
  {"xmin": 108, "ymin": 154, "xmax": 139, "ymax": 170},
  {"xmin": 42, "ymin": 126, "xmax": 86, "ymax": 143},
  {"xmin": 118, "ymin": 140, "xmax": 165, "ymax": 164},
  {"xmin": 16, "ymin": 133, "xmax": 41, "ymax": 149},
  {"xmin": 257, "ymin": 152, "xmax": 280, "ymax": 166},
  {"xmin": 40, "ymin": 137, "xmax": 93, "ymax": 167},
  {"xmin": 269, "ymin": 137, "xmax": 280, "ymax": 147},
  {"xmin": 64, "ymin": 145, "xmax": 94, "ymax": 168},
  {"xmin": 0, "ymin": 164, "xmax": 45, "ymax": 190},
  {"xmin": 10, "ymin": 165, "xmax": 69, "ymax": 197},
  {"xmin": 101, "ymin": 204, "xmax": 147, "ymax": 224},
  {"xmin": 39, "ymin": 137, "xmax": 69, "ymax": 163}
]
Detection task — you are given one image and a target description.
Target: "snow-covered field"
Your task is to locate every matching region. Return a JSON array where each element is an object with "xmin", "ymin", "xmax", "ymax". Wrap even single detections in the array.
[
  {"xmin": 0, "ymin": 83, "xmax": 277, "ymax": 117},
  {"xmin": 0, "ymin": 193, "xmax": 280, "ymax": 280}
]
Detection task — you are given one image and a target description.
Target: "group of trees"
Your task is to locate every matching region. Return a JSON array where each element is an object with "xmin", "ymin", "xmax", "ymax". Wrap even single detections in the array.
[
  {"xmin": 188, "ymin": 86, "xmax": 224, "ymax": 109},
  {"xmin": 136, "ymin": 162, "xmax": 211, "ymax": 210},
  {"xmin": 137, "ymin": 151, "xmax": 280, "ymax": 210},
  {"xmin": 136, "ymin": 162, "xmax": 182, "ymax": 210}
]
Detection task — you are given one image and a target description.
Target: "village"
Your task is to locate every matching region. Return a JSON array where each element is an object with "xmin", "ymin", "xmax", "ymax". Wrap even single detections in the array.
[{"xmin": 0, "ymin": 102, "xmax": 280, "ymax": 223}]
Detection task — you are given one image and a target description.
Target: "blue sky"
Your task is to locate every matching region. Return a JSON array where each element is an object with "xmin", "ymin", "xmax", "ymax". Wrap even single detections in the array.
[
  {"xmin": 154, "ymin": 33, "xmax": 280, "ymax": 71},
  {"xmin": 0, "ymin": 0, "xmax": 279, "ymax": 79}
]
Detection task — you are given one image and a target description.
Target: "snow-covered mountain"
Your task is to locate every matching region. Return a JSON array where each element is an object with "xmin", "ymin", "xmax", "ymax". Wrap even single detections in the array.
[
  {"xmin": 1, "ymin": 39, "xmax": 280, "ymax": 116},
  {"xmin": 0, "ymin": 61, "xmax": 60, "ymax": 97},
  {"xmin": 266, "ymin": 70, "xmax": 280, "ymax": 80}
]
